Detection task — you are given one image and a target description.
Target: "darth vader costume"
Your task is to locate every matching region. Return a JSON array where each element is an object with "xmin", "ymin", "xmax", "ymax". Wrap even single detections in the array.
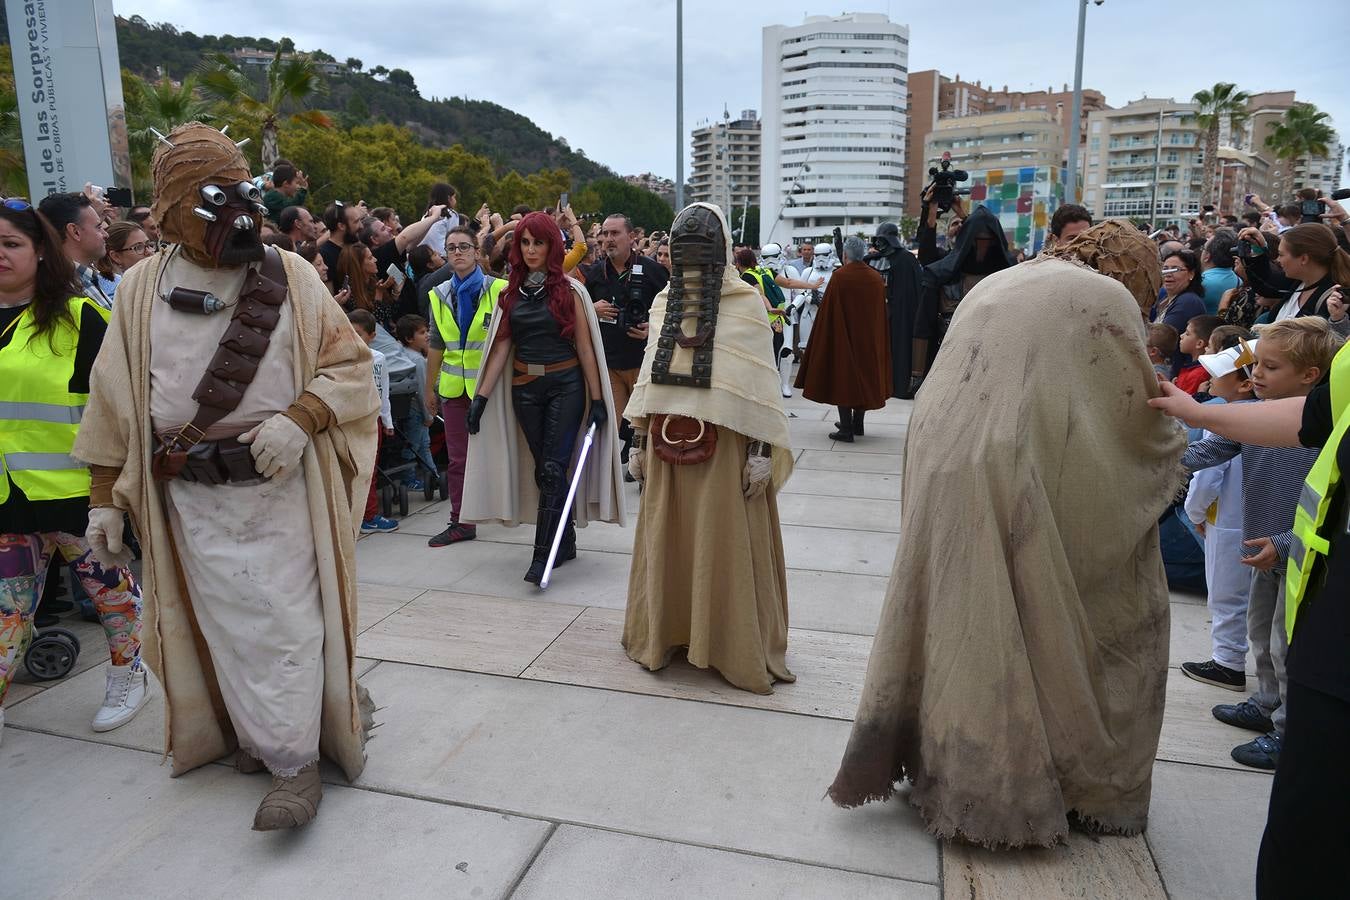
[
  {"xmin": 867, "ymin": 223, "xmax": 925, "ymax": 400},
  {"xmin": 910, "ymin": 206, "xmax": 1016, "ymax": 394}
]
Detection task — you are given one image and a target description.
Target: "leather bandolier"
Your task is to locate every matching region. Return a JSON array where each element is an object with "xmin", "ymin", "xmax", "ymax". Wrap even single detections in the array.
[{"xmin": 151, "ymin": 247, "xmax": 290, "ymax": 484}]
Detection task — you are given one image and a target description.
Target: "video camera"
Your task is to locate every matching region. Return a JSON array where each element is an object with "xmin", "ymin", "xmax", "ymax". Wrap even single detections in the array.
[{"xmin": 924, "ymin": 152, "xmax": 969, "ymax": 214}]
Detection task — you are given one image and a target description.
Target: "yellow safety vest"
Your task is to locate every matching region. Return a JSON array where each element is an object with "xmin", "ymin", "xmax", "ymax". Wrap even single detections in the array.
[
  {"xmin": 429, "ymin": 274, "xmax": 504, "ymax": 399},
  {"xmin": 746, "ymin": 267, "xmax": 787, "ymax": 321},
  {"xmin": 1286, "ymin": 341, "xmax": 1350, "ymax": 637},
  {"xmin": 0, "ymin": 297, "xmax": 109, "ymax": 504}
]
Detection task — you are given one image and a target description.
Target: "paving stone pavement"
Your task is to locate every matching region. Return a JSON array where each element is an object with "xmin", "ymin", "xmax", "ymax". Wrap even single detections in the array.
[{"xmin": 1, "ymin": 393, "xmax": 1270, "ymax": 899}]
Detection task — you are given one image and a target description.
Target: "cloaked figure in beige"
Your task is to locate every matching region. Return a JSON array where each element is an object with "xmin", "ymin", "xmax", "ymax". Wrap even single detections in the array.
[
  {"xmin": 622, "ymin": 202, "xmax": 796, "ymax": 694},
  {"xmin": 74, "ymin": 123, "xmax": 379, "ymax": 831},
  {"xmin": 828, "ymin": 221, "xmax": 1187, "ymax": 847}
]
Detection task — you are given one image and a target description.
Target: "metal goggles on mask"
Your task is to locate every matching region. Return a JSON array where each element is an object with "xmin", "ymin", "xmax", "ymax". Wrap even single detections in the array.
[{"xmin": 192, "ymin": 181, "xmax": 267, "ymax": 265}]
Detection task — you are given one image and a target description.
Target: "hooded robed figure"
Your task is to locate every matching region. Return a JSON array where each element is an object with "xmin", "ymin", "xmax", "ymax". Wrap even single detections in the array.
[
  {"xmin": 622, "ymin": 203, "xmax": 796, "ymax": 695},
  {"xmin": 828, "ymin": 221, "xmax": 1187, "ymax": 847},
  {"xmin": 74, "ymin": 122, "xmax": 379, "ymax": 831},
  {"xmin": 867, "ymin": 222, "xmax": 925, "ymax": 399},
  {"xmin": 909, "ymin": 205, "xmax": 1016, "ymax": 394}
]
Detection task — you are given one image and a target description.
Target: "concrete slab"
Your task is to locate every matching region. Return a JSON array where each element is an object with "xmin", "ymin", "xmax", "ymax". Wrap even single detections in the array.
[
  {"xmin": 357, "ymin": 662, "xmax": 939, "ymax": 882},
  {"xmin": 795, "ymin": 450, "xmax": 903, "ymax": 475},
  {"xmin": 516, "ymin": 825, "xmax": 936, "ymax": 899},
  {"xmin": 781, "ymin": 524, "xmax": 898, "ymax": 577},
  {"xmin": 776, "ymin": 493, "xmax": 900, "ymax": 533},
  {"xmin": 942, "ymin": 832, "xmax": 1166, "ymax": 899},
  {"xmin": 2, "ymin": 681, "xmax": 43, "ymax": 707},
  {"xmin": 1168, "ymin": 600, "xmax": 1255, "ymax": 675},
  {"xmin": 786, "ymin": 569, "xmax": 888, "ymax": 636},
  {"xmin": 1157, "ymin": 669, "xmax": 1271, "ymax": 772},
  {"xmin": 522, "ymin": 607, "xmax": 868, "ymax": 719},
  {"xmin": 780, "ymin": 467, "xmax": 903, "ymax": 501},
  {"xmin": 1147, "ymin": 759, "xmax": 1271, "ymax": 900},
  {"xmin": 7, "ymin": 661, "xmax": 165, "ymax": 753},
  {"xmin": 358, "ymin": 590, "xmax": 584, "ymax": 676},
  {"xmin": 358, "ymin": 581, "xmax": 424, "ymax": 632},
  {"xmin": 0, "ymin": 730, "xmax": 552, "ymax": 899}
]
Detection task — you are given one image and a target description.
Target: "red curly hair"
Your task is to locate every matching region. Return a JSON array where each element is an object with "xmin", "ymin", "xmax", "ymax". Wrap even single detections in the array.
[{"xmin": 502, "ymin": 211, "xmax": 576, "ymax": 339}]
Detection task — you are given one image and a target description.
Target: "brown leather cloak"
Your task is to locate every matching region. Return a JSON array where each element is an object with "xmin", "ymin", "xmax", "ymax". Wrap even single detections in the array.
[{"xmin": 794, "ymin": 260, "xmax": 892, "ymax": 408}]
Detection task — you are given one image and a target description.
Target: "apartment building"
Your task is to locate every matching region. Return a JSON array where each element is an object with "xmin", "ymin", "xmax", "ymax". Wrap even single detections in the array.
[
  {"xmin": 1081, "ymin": 98, "xmax": 1204, "ymax": 225},
  {"xmin": 688, "ymin": 110, "xmax": 761, "ymax": 218}
]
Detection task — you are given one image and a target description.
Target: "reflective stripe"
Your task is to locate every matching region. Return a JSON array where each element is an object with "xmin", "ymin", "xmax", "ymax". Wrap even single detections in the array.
[
  {"xmin": 460, "ymin": 367, "xmax": 479, "ymax": 379},
  {"xmin": 4, "ymin": 451, "xmax": 82, "ymax": 471},
  {"xmin": 463, "ymin": 340, "xmax": 485, "ymax": 351},
  {"xmin": 1297, "ymin": 482, "xmax": 1322, "ymax": 520},
  {"xmin": 0, "ymin": 401, "xmax": 84, "ymax": 424},
  {"xmin": 439, "ymin": 363, "xmax": 479, "ymax": 379},
  {"xmin": 1289, "ymin": 532, "xmax": 1306, "ymax": 571}
]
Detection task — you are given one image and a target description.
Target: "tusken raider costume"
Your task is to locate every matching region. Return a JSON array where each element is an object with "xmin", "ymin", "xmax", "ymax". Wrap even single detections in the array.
[
  {"xmin": 622, "ymin": 203, "xmax": 796, "ymax": 694},
  {"xmin": 75, "ymin": 123, "xmax": 379, "ymax": 831}
]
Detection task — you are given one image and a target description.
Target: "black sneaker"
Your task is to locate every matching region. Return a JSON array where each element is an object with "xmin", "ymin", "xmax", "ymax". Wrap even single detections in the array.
[
  {"xmin": 1212, "ymin": 698, "xmax": 1275, "ymax": 733},
  {"xmin": 1181, "ymin": 659, "xmax": 1246, "ymax": 691},
  {"xmin": 427, "ymin": 523, "xmax": 476, "ymax": 548},
  {"xmin": 1231, "ymin": 732, "xmax": 1281, "ymax": 770}
]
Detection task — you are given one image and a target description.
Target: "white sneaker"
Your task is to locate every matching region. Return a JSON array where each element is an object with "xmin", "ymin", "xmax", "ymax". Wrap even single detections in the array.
[{"xmin": 91, "ymin": 664, "xmax": 149, "ymax": 732}]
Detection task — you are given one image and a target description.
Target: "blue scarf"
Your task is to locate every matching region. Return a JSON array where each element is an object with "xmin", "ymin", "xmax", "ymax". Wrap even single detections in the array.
[{"xmin": 449, "ymin": 266, "xmax": 485, "ymax": 349}]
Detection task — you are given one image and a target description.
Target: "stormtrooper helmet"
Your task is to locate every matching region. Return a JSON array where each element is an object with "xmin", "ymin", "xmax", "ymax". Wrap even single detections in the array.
[
  {"xmin": 812, "ymin": 243, "xmax": 837, "ymax": 269},
  {"xmin": 759, "ymin": 242, "xmax": 784, "ymax": 272}
]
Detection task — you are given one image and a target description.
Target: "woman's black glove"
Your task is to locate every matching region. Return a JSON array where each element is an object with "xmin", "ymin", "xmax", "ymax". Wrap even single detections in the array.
[
  {"xmin": 466, "ymin": 395, "xmax": 488, "ymax": 435},
  {"xmin": 587, "ymin": 399, "xmax": 608, "ymax": 431}
]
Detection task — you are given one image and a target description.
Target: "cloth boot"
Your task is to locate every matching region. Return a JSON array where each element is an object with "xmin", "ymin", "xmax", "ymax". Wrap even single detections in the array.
[
  {"xmin": 252, "ymin": 762, "xmax": 322, "ymax": 831},
  {"xmin": 829, "ymin": 405, "xmax": 855, "ymax": 443}
]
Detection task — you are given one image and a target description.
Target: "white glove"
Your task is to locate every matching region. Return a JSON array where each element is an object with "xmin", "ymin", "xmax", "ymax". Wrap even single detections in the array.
[
  {"xmin": 628, "ymin": 440, "xmax": 646, "ymax": 484},
  {"xmin": 742, "ymin": 452, "xmax": 772, "ymax": 500},
  {"xmin": 240, "ymin": 413, "xmax": 309, "ymax": 479},
  {"xmin": 86, "ymin": 506, "xmax": 132, "ymax": 571}
]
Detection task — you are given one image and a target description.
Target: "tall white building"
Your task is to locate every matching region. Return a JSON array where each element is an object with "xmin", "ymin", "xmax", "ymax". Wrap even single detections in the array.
[{"xmin": 760, "ymin": 14, "xmax": 909, "ymax": 247}]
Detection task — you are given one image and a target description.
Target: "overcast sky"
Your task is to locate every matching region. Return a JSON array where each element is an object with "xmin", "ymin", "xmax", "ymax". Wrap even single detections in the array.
[{"xmin": 119, "ymin": 0, "xmax": 1350, "ymax": 180}]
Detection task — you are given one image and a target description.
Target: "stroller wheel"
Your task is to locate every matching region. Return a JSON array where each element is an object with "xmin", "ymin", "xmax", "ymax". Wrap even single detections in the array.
[
  {"xmin": 422, "ymin": 471, "xmax": 436, "ymax": 502},
  {"xmin": 380, "ymin": 483, "xmax": 394, "ymax": 518},
  {"xmin": 438, "ymin": 470, "xmax": 449, "ymax": 501},
  {"xmin": 25, "ymin": 632, "xmax": 79, "ymax": 681},
  {"xmin": 45, "ymin": 626, "xmax": 81, "ymax": 656},
  {"xmin": 397, "ymin": 482, "xmax": 410, "ymax": 517}
]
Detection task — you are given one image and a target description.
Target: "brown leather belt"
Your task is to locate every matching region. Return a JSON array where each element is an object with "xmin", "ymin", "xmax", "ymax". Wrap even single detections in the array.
[
  {"xmin": 153, "ymin": 433, "xmax": 266, "ymax": 485},
  {"xmin": 512, "ymin": 357, "xmax": 578, "ymax": 386}
]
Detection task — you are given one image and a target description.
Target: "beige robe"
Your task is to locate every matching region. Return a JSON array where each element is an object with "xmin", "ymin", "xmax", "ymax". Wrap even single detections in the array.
[
  {"xmin": 622, "ymin": 202, "xmax": 795, "ymax": 694},
  {"xmin": 460, "ymin": 277, "xmax": 626, "ymax": 529},
  {"xmin": 828, "ymin": 257, "xmax": 1187, "ymax": 847},
  {"xmin": 73, "ymin": 247, "xmax": 379, "ymax": 780}
]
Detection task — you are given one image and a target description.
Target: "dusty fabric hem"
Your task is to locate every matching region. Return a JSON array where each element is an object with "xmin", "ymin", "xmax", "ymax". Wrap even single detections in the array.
[{"xmin": 235, "ymin": 740, "xmax": 321, "ymax": 780}]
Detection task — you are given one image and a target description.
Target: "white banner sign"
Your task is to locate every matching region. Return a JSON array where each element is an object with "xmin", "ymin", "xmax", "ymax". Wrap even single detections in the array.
[{"xmin": 6, "ymin": 0, "xmax": 130, "ymax": 200}]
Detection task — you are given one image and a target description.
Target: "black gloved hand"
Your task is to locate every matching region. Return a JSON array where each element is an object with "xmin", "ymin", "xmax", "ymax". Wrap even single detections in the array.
[
  {"xmin": 587, "ymin": 399, "xmax": 608, "ymax": 431},
  {"xmin": 466, "ymin": 395, "xmax": 488, "ymax": 435}
]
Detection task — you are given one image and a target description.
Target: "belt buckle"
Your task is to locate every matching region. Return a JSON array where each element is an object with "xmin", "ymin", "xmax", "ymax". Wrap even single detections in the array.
[{"xmin": 527, "ymin": 363, "xmax": 546, "ymax": 377}]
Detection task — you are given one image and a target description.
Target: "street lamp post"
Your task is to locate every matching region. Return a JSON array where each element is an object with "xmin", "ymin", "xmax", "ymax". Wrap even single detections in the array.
[
  {"xmin": 674, "ymin": 0, "xmax": 685, "ymax": 209},
  {"xmin": 1150, "ymin": 106, "xmax": 1167, "ymax": 231},
  {"xmin": 1065, "ymin": 0, "xmax": 1098, "ymax": 203}
]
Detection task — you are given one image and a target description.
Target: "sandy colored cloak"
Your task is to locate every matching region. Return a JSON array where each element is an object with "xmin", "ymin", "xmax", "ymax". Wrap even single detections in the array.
[
  {"xmin": 73, "ymin": 248, "xmax": 378, "ymax": 780},
  {"xmin": 828, "ymin": 255, "xmax": 1186, "ymax": 847}
]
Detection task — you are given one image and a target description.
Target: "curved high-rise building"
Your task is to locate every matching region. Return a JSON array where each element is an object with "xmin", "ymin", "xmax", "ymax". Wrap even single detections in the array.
[{"xmin": 759, "ymin": 13, "xmax": 910, "ymax": 247}]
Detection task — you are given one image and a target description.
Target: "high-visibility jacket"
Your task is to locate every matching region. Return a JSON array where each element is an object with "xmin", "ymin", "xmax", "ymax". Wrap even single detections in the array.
[
  {"xmin": 429, "ymin": 274, "xmax": 504, "ymax": 399},
  {"xmin": 1286, "ymin": 340, "xmax": 1350, "ymax": 637},
  {"xmin": 0, "ymin": 296, "xmax": 109, "ymax": 504}
]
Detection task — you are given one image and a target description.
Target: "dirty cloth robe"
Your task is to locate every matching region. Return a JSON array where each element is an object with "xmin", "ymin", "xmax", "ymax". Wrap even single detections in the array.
[
  {"xmin": 622, "ymin": 202, "xmax": 796, "ymax": 695},
  {"xmin": 828, "ymin": 255, "xmax": 1186, "ymax": 847},
  {"xmin": 73, "ymin": 248, "xmax": 379, "ymax": 780},
  {"xmin": 460, "ymin": 276, "xmax": 627, "ymax": 530},
  {"xmin": 794, "ymin": 259, "xmax": 892, "ymax": 409}
]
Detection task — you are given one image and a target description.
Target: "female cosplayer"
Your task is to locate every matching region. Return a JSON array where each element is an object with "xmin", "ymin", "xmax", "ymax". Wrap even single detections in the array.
[{"xmin": 463, "ymin": 212, "xmax": 625, "ymax": 583}]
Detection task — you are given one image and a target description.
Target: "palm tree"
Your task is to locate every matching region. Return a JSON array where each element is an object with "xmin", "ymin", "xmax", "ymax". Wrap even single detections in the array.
[
  {"xmin": 0, "ymin": 89, "xmax": 26, "ymax": 196},
  {"xmin": 1192, "ymin": 82, "xmax": 1250, "ymax": 208},
  {"xmin": 123, "ymin": 73, "xmax": 217, "ymax": 196},
  {"xmin": 197, "ymin": 50, "xmax": 333, "ymax": 168},
  {"xmin": 1265, "ymin": 103, "xmax": 1336, "ymax": 199}
]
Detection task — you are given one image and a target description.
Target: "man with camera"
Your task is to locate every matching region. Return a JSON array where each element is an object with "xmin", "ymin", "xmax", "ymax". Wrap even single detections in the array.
[{"xmin": 580, "ymin": 214, "xmax": 669, "ymax": 468}]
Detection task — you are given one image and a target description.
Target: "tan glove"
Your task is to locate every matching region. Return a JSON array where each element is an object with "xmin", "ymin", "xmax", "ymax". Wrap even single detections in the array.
[
  {"xmin": 742, "ymin": 452, "xmax": 772, "ymax": 500},
  {"xmin": 240, "ymin": 413, "xmax": 309, "ymax": 479},
  {"xmin": 86, "ymin": 506, "xmax": 132, "ymax": 571},
  {"xmin": 628, "ymin": 447, "xmax": 645, "ymax": 484}
]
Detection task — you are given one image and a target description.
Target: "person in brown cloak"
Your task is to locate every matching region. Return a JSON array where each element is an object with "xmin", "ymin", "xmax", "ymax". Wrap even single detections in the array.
[
  {"xmin": 74, "ymin": 123, "xmax": 379, "ymax": 831},
  {"xmin": 794, "ymin": 235, "xmax": 892, "ymax": 441},
  {"xmin": 622, "ymin": 203, "xmax": 796, "ymax": 695},
  {"xmin": 827, "ymin": 220, "xmax": 1187, "ymax": 847}
]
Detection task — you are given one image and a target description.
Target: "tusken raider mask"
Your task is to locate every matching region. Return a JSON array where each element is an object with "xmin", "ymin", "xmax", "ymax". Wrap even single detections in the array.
[{"xmin": 150, "ymin": 122, "xmax": 265, "ymax": 268}]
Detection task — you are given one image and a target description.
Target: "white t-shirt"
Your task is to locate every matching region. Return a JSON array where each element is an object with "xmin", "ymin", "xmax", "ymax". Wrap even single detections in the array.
[
  {"xmin": 419, "ymin": 213, "xmax": 463, "ymax": 252},
  {"xmin": 370, "ymin": 347, "xmax": 393, "ymax": 429},
  {"xmin": 1274, "ymin": 284, "xmax": 1311, "ymax": 322}
]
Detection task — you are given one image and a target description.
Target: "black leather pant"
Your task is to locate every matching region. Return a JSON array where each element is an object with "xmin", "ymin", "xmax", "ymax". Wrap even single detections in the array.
[{"xmin": 512, "ymin": 366, "xmax": 584, "ymax": 559}]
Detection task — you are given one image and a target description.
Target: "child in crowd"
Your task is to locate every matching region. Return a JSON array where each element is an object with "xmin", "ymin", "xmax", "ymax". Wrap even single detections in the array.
[
  {"xmin": 1182, "ymin": 334, "xmax": 1257, "ymax": 692},
  {"xmin": 393, "ymin": 314, "xmax": 433, "ymax": 483},
  {"xmin": 349, "ymin": 309, "xmax": 398, "ymax": 534},
  {"xmin": 1147, "ymin": 323, "xmax": 1178, "ymax": 381},
  {"xmin": 1180, "ymin": 317, "xmax": 1342, "ymax": 769},
  {"xmin": 1173, "ymin": 314, "xmax": 1223, "ymax": 395}
]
